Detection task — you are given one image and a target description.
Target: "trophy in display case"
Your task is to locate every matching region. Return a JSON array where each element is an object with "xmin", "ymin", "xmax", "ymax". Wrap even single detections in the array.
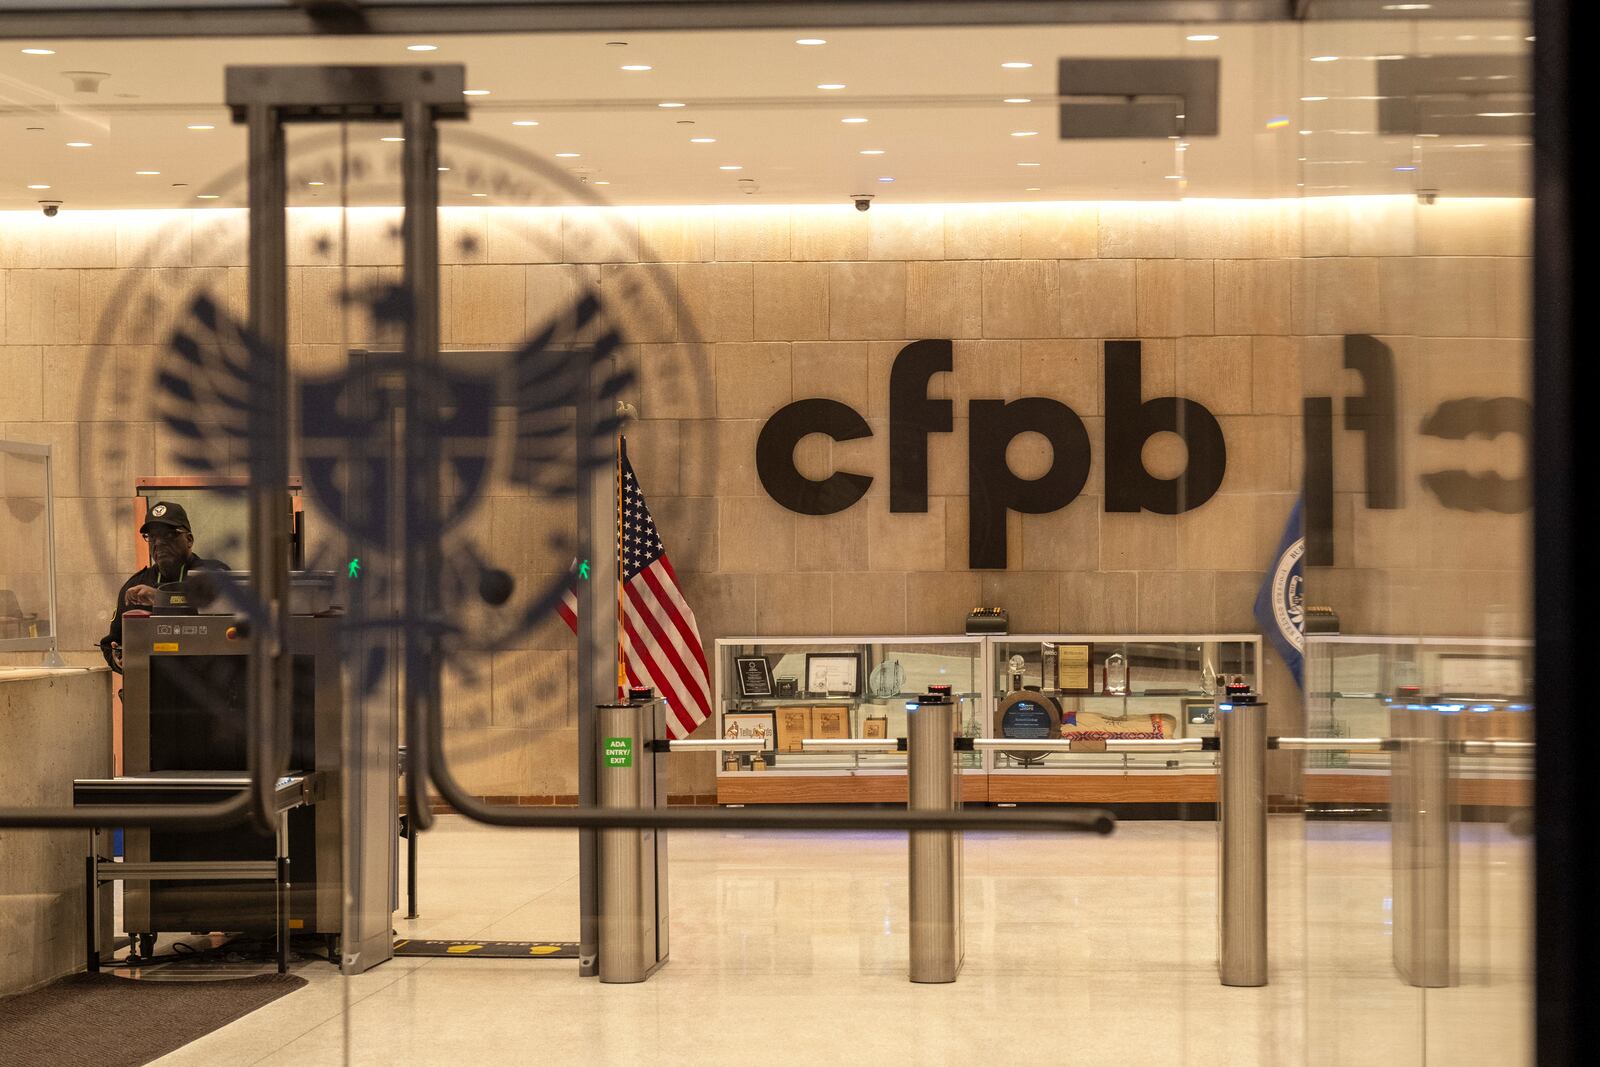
[
  {"xmin": 1103, "ymin": 651, "xmax": 1129, "ymax": 695},
  {"xmin": 1007, "ymin": 654, "xmax": 1026, "ymax": 693}
]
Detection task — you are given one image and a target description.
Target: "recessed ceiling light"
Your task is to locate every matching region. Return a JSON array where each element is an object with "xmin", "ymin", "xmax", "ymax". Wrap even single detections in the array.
[
  {"xmin": 196, "ymin": 194, "xmax": 219, "ymax": 199},
  {"xmin": 511, "ymin": 121, "xmax": 540, "ymax": 128},
  {"xmin": 1024, "ymin": 186, "xmax": 1041, "ymax": 191},
  {"xmin": 471, "ymin": 192, "xmax": 488, "ymax": 197},
  {"xmin": 817, "ymin": 83, "xmax": 846, "ymax": 90},
  {"xmin": 21, "ymin": 48, "xmax": 55, "ymax": 55},
  {"xmin": 658, "ymin": 101, "xmax": 686, "ymax": 108},
  {"xmin": 1017, "ymin": 161, "xmax": 1041, "ymax": 166},
  {"xmin": 621, "ymin": 64, "xmax": 652, "ymax": 71},
  {"xmin": 796, "ymin": 38, "xmax": 827, "ymax": 46},
  {"xmin": 690, "ymin": 137, "xmax": 717, "ymax": 143},
  {"xmin": 554, "ymin": 152, "xmax": 580, "ymax": 157},
  {"xmin": 135, "ymin": 170, "xmax": 160, "ymax": 175},
  {"xmin": 65, "ymin": 142, "xmax": 91, "ymax": 148},
  {"xmin": 1011, "ymin": 130, "xmax": 1039, "ymax": 137},
  {"xmin": 1186, "ymin": 34, "xmax": 1220, "ymax": 42},
  {"xmin": 463, "ymin": 89, "xmax": 491, "ymax": 96},
  {"xmin": 27, "ymin": 183, "xmax": 50, "ymax": 190},
  {"xmin": 307, "ymin": 181, "xmax": 325, "ymax": 186},
  {"xmin": 1001, "ymin": 61, "xmax": 1033, "ymax": 69},
  {"xmin": 380, "ymin": 136, "xmax": 404, "ymax": 142},
  {"xmin": 407, "ymin": 44, "xmax": 438, "ymax": 52},
  {"xmin": 593, "ymin": 180, "xmax": 611, "ymax": 185},
  {"xmin": 719, "ymin": 165, "xmax": 743, "ymax": 170},
  {"xmin": 877, "ymin": 176, "xmax": 895, "ymax": 182},
  {"xmin": 1301, "ymin": 96, "xmax": 1329, "ymax": 102},
  {"xmin": 1382, "ymin": 3, "xmax": 1432, "ymax": 9},
  {"xmin": 841, "ymin": 116, "xmax": 868, "ymax": 123},
  {"xmin": 187, "ymin": 124, "xmax": 214, "ymax": 130},
  {"xmin": 1310, "ymin": 55, "xmax": 1339, "ymax": 62},
  {"xmin": 1003, "ymin": 97, "xmax": 1031, "ymax": 104},
  {"xmin": 860, "ymin": 149, "xmax": 885, "ymax": 155},
  {"xmin": 438, "ymin": 166, "xmax": 449, "ymax": 171}
]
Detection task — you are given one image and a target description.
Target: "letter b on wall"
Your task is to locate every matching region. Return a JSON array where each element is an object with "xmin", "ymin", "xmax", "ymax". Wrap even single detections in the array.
[{"xmin": 1103, "ymin": 340, "xmax": 1226, "ymax": 514}]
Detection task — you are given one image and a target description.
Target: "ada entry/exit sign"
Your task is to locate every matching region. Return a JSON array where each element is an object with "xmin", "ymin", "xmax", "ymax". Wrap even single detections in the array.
[{"xmin": 604, "ymin": 737, "xmax": 633, "ymax": 768}]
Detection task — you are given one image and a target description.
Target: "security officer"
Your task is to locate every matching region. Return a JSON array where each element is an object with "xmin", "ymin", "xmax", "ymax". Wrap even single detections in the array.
[{"xmin": 99, "ymin": 501, "xmax": 230, "ymax": 672}]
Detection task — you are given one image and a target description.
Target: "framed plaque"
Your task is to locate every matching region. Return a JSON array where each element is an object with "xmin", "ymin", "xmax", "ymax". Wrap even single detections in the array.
[
  {"xmin": 722, "ymin": 711, "xmax": 775, "ymax": 750},
  {"xmin": 862, "ymin": 716, "xmax": 889, "ymax": 739},
  {"xmin": 1055, "ymin": 642, "xmax": 1093, "ymax": 693},
  {"xmin": 805, "ymin": 652, "xmax": 860, "ymax": 696},
  {"xmin": 813, "ymin": 706, "xmax": 851, "ymax": 739},
  {"xmin": 735, "ymin": 655, "xmax": 775, "ymax": 698},
  {"xmin": 775, "ymin": 706, "xmax": 812, "ymax": 753},
  {"xmin": 1183, "ymin": 698, "xmax": 1216, "ymax": 726}
]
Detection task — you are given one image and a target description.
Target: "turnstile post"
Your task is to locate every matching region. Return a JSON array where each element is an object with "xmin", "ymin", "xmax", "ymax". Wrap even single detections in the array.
[
  {"xmin": 595, "ymin": 696, "xmax": 670, "ymax": 983},
  {"xmin": 1391, "ymin": 701, "xmax": 1455, "ymax": 987},
  {"xmin": 1218, "ymin": 689, "xmax": 1267, "ymax": 987},
  {"xmin": 907, "ymin": 691, "xmax": 963, "ymax": 983}
]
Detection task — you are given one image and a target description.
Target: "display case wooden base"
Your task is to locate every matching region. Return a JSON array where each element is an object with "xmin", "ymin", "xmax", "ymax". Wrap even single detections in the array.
[
  {"xmin": 986, "ymin": 772, "xmax": 1217, "ymax": 804},
  {"xmin": 717, "ymin": 773, "xmax": 989, "ymax": 805},
  {"xmin": 1304, "ymin": 770, "xmax": 1531, "ymax": 807}
]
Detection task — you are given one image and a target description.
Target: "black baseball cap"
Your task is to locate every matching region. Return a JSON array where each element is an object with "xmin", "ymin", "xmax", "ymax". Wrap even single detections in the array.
[{"xmin": 140, "ymin": 500, "xmax": 192, "ymax": 534}]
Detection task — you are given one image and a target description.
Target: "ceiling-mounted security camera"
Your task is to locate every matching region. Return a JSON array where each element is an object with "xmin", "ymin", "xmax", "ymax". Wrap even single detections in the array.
[
  {"xmin": 852, "ymin": 193, "xmax": 874, "ymax": 212},
  {"xmin": 39, "ymin": 200, "xmax": 61, "ymax": 217}
]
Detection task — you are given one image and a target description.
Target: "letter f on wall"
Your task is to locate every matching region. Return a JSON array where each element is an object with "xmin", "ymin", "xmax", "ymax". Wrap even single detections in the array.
[{"xmin": 888, "ymin": 339, "xmax": 954, "ymax": 512}]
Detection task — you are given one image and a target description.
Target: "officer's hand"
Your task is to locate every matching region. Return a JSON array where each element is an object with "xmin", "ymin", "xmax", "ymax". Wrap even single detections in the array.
[
  {"xmin": 110, "ymin": 642, "xmax": 123, "ymax": 669},
  {"xmin": 125, "ymin": 584, "xmax": 157, "ymax": 606}
]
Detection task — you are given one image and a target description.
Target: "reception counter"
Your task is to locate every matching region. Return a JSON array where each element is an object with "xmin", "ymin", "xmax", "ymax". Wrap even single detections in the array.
[{"xmin": 0, "ymin": 666, "xmax": 112, "ymax": 995}]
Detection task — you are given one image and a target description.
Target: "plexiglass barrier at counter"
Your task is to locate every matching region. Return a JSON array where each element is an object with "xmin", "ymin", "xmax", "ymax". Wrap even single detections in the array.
[{"xmin": 0, "ymin": 441, "xmax": 60, "ymax": 664}]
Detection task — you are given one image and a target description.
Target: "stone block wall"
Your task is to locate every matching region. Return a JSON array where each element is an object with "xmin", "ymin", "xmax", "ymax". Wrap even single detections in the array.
[{"xmin": 0, "ymin": 196, "xmax": 1531, "ymax": 797}]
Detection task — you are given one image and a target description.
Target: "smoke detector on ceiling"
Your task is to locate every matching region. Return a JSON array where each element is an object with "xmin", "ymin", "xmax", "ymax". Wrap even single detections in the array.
[{"xmin": 62, "ymin": 70, "xmax": 111, "ymax": 93}]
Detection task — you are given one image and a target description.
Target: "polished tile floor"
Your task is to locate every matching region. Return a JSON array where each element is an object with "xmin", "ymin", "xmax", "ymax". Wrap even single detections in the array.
[{"xmin": 148, "ymin": 814, "xmax": 1532, "ymax": 1067}]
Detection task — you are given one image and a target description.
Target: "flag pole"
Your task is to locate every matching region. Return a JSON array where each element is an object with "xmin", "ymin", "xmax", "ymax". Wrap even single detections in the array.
[{"xmin": 617, "ymin": 435, "xmax": 628, "ymax": 697}]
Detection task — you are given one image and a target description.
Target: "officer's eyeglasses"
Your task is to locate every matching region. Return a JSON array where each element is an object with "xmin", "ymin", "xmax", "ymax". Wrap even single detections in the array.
[{"xmin": 142, "ymin": 528, "xmax": 185, "ymax": 544}]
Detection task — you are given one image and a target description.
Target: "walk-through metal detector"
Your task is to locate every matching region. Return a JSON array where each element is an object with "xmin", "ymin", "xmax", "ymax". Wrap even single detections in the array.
[{"xmin": 224, "ymin": 64, "xmax": 467, "ymax": 974}]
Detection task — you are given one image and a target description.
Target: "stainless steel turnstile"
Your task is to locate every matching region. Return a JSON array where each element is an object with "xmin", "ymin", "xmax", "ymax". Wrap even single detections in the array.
[
  {"xmin": 1391, "ymin": 701, "xmax": 1455, "ymax": 988},
  {"xmin": 595, "ymin": 695, "xmax": 671, "ymax": 983},
  {"xmin": 907, "ymin": 691, "xmax": 964, "ymax": 983},
  {"xmin": 1217, "ymin": 690, "xmax": 1267, "ymax": 987}
]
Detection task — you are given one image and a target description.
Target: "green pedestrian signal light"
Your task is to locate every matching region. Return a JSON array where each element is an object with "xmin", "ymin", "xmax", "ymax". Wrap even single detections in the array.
[{"xmin": 348, "ymin": 558, "xmax": 361, "ymax": 579}]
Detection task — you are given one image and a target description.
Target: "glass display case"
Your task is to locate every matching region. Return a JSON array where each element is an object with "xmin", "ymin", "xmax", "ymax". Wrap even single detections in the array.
[
  {"xmin": 986, "ymin": 634, "xmax": 1260, "ymax": 803},
  {"xmin": 713, "ymin": 636, "xmax": 987, "ymax": 803},
  {"xmin": 714, "ymin": 633, "xmax": 1261, "ymax": 805},
  {"xmin": 1303, "ymin": 635, "xmax": 1534, "ymax": 805}
]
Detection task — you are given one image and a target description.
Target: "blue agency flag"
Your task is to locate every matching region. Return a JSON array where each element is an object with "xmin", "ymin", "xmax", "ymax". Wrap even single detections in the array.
[{"xmin": 1254, "ymin": 496, "xmax": 1306, "ymax": 688}]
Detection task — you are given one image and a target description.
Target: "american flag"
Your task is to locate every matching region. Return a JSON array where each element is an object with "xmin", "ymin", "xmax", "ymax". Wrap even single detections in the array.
[{"xmin": 558, "ymin": 451, "xmax": 711, "ymax": 739}]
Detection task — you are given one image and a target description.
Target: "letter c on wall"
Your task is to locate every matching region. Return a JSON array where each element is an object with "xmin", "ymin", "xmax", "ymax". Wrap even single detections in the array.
[{"xmin": 756, "ymin": 399, "xmax": 874, "ymax": 515}]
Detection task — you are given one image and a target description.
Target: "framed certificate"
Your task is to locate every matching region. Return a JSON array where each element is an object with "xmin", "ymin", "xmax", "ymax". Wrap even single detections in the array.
[
  {"xmin": 775, "ymin": 706, "xmax": 812, "ymax": 753},
  {"xmin": 735, "ymin": 655, "xmax": 775, "ymax": 698},
  {"xmin": 805, "ymin": 652, "xmax": 861, "ymax": 696},
  {"xmin": 813, "ymin": 706, "xmax": 851, "ymax": 739},
  {"xmin": 1055, "ymin": 642, "xmax": 1093, "ymax": 693}
]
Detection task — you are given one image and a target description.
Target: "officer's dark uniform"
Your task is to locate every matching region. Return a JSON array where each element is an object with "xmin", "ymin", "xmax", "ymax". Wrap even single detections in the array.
[{"xmin": 99, "ymin": 500, "xmax": 229, "ymax": 673}]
